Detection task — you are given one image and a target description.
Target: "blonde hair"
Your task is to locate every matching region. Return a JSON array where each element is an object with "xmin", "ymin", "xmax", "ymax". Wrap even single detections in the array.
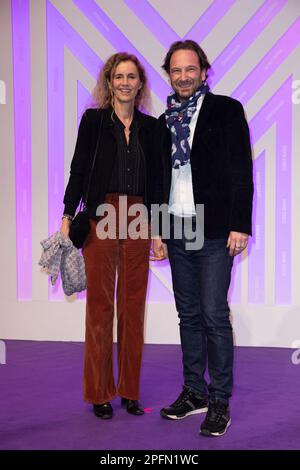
[{"xmin": 93, "ymin": 52, "xmax": 150, "ymax": 110}]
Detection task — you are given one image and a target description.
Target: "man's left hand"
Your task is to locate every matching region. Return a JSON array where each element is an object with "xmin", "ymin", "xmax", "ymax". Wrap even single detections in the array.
[{"xmin": 227, "ymin": 231, "xmax": 249, "ymax": 256}]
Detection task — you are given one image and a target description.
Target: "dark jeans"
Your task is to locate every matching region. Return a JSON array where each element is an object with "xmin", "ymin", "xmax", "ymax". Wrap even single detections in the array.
[{"xmin": 166, "ymin": 216, "xmax": 234, "ymax": 404}]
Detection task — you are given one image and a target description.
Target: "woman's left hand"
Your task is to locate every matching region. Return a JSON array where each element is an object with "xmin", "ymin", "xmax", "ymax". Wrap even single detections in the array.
[{"xmin": 150, "ymin": 237, "xmax": 168, "ymax": 261}]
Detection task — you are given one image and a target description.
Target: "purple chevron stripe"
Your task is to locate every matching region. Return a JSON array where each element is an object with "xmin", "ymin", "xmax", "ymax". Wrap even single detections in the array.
[
  {"xmin": 73, "ymin": 0, "xmax": 169, "ymax": 101},
  {"xmin": 248, "ymin": 152, "xmax": 265, "ymax": 303},
  {"xmin": 249, "ymin": 77, "xmax": 292, "ymax": 303},
  {"xmin": 46, "ymin": 0, "xmax": 103, "ymax": 299},
  {"xmin": 232, "ymin": 17, "xmax": 300, "ymax": 105},
  {"xmin": 184, "ymin": 0, "xmax": 235, "ymax": 42},
  {"xmin": 147, "ymin": 266, "xmax": 174, "ymax": 302},
  {"xmin": 76, "ymin": 83, "xmax": 88, "ymax": 301},
  {"xmin": 11, "ymin": 0, "xmax": 32, "ymax": 300},
  {"xmin": 124, "ymin": 0, "xmax": 178, "ymax": 48},
  {"xmin": 211, "ymin": 0, "xmax": 288, "ymax": 88},
  {"xmin": 125, "ymin": 0, "xmax": 235, "ymax": 48}
]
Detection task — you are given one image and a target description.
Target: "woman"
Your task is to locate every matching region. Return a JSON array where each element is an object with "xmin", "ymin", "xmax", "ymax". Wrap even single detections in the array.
[{"xmin": 60, "ymin": 53, "xmax": 157, "ymax": 419}]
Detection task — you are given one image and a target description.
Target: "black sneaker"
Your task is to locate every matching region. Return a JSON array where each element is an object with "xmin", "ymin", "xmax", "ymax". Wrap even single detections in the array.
[
  {"xmin": 160, "ymin": 386, "xmax": 208, "ymax": 420},
  {"xmin": 200, "ymin": 400, "xmax": 231, "ymax": 436}
]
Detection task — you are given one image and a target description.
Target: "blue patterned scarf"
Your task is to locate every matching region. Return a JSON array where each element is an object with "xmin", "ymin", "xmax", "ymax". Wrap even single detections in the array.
[{"xmin": 165, "ymin": 82, "xmax": 209, "ymax": 169}]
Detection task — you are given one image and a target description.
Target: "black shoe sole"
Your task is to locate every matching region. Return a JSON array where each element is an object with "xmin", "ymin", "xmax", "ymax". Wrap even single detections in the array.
[
  {"xmin": 94, "ymin": 413, "xmax": 113, "ymax": 419},
  {"xmin": 93, "ymin": 404, "xmax": 113, "ymax": 419}
]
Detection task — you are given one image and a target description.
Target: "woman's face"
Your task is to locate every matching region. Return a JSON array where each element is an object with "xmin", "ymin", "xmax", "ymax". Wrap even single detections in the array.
[{"xmin": 111, "ymin": 60, "xmax": 142, "ymax": 105}]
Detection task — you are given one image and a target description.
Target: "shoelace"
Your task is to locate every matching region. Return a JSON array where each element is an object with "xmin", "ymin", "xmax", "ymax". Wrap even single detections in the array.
[
  {"xmin": 172, "ymin": 388, "xmax": 194, "ymax": 406},
  {"xmin": 207, "ymin": 402, "xmax": 227, "ymax": 423}
]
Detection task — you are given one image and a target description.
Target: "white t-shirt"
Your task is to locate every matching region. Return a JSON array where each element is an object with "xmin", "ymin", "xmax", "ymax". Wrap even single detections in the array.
[{"xmin": 168, "ymin": 95, "xmax": 203, "ymax": 217}]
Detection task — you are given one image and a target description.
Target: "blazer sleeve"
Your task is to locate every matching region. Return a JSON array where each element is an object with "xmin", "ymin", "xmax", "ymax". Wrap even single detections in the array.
[
  {"xmin": 63, "ymin": 111, "xmax": 91, "ymax": 217},
  {"xmin": 225, "ymin": 101, "xmax": 254, "ymax": 235},
  {"xmin": 151, "ymin": 115, "xmax": 171, "ymax": 237},
  {"xmin": 152, "ymin": 115, "xmax": 168, "ymax": 204}
]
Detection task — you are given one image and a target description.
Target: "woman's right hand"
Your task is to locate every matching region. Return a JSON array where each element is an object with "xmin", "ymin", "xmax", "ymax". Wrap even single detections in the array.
[{"xmin": 60, "ymin": 218, "xmax": 71, "ymax": 239}]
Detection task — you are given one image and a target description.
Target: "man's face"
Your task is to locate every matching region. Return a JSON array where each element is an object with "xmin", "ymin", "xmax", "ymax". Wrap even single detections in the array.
[{"xmin": 169, "ymin": 49, "xmax": 206, "ymax": 101}]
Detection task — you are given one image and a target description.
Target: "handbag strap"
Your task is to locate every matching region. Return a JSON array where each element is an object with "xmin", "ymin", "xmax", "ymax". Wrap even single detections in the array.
[{"xmin": 82, "ymin": 111, "xmax": 104, "ymax": 209}]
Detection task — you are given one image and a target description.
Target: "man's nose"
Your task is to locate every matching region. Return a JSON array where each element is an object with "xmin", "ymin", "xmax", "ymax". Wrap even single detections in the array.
[{"xmin": 180, "ymin": 70, "xmax": 188, "ymax": 81}]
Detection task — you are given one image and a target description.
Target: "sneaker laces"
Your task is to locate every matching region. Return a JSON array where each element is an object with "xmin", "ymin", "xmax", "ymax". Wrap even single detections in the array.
[
  {"xmin": 172, "ymin": 387, "xmax": 194, "ymax": 407},
  {"xmin": 207, "ymin": 401, "xmax": 227, "ymax": 423}
]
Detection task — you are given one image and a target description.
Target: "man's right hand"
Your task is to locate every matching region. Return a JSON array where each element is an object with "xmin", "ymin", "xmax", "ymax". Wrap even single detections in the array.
[{"xmin": 150, "ymin": 237, "xmax": 168, "ymax": 261}]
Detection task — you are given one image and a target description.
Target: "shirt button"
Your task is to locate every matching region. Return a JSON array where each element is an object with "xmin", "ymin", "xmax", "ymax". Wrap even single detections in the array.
[
  {"xmin": 127, "ymin": 149, "xmax": 130, "ymax": 153},
  {"xmin": 127, "ymin": 184, "xmax": 131, "ymax": 188},
  {"xmin": 127, "ymin": 168, "xmax": 130, "ymax": 172}
]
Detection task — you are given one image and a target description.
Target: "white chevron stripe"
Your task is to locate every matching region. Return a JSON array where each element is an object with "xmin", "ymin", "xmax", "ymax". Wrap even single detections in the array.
[
  {"xmin": 246, "ymin": 47, "xmax": 300, "ymax": 120},
  {"xmin": 253, "ymin": 127, "xmax": 277, "ymax": 305},
  {"xmin": 213, "ymin": 3, "xmax": 299, "ymax": 97},
  {"xmin": 202, "ymin": 0, "xmax": 265, "ymax": 62},
  {"xmin": 31, "ymin": 0, "xmax": 49, "ymax": 302},
  {"xmin": 95, "ymin": 0, "xmax": 168, "ymax": 80},
  {"xmin": 64, "ymin": 47, "xmax": 95, "ymax": 184},
  {"xmin": 0, "ymin": 0, "xmax": 17, "ymax": 303},
  {"xmin": 148, "ymin": 0, "xmax": 214, "ymax": 37},
  {"xmin": 50, "ymin": 0, "xmax": 115, "ymax": 61}
]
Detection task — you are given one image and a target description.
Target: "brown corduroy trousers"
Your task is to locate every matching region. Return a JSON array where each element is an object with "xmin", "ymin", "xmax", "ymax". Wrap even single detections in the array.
[{"xmin": 82, "ymin": 194, "xmax": 151, "ymax": 404}]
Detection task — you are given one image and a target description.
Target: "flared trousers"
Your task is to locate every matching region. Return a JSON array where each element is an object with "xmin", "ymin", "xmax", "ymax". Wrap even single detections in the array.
[{"xmin": 82, "ymin": 194, "xmax": 151, "ymax": 404}]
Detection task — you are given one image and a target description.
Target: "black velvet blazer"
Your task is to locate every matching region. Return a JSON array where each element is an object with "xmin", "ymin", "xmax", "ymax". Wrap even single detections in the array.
[
  {"xmin": 153, "ymin": 92, "xmax": 254, "ymax": 238},
  {"xmin": 63, "ymin": 107, "xmax": 157, "ymax": 218}
]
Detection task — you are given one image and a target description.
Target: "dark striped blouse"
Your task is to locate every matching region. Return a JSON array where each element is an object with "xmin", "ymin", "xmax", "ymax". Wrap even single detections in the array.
[{"xmin": 107, "ymin": 111, "xmax": 146, "ymax": 197}]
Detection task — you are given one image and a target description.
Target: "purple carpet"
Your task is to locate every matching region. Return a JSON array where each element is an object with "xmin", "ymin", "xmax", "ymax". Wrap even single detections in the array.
[{"xmin": 0, "ymin": 341, "xmax": 299, "ymax": 450}]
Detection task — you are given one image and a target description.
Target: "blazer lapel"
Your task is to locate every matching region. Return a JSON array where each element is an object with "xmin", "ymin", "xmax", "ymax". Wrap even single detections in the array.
[{"xmin": 191, "ymin": 92, "xmax": 215, "ymax": 151}]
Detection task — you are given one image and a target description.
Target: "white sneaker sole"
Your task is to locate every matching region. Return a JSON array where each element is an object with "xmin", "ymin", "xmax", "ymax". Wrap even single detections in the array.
[
  {"xmin": 200, "ymin": 418, "xmax": 231, "ymax": 436},
  {"xmin": 161, "ymin": 406, "xmax": 208, "ymax": 420}
]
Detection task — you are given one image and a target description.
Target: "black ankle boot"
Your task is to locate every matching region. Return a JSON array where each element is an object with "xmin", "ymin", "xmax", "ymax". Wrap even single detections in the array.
[
  {"xmin": 121, "ymin": 397, "xmax": 144, "ymax": 416},
  {"xmin": 93, "ymin": 402, "xmax": 113, "ymax": 419}
]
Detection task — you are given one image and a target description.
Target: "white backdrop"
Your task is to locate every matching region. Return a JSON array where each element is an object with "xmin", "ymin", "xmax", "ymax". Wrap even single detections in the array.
[{"xmin": 1, "ymin": 0, "xmax": 300, "ymax": 347}]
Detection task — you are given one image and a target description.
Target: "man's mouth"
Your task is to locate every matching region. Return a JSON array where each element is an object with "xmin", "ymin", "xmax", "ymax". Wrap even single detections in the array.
[{"xmin": 178, "ymin": 82, "xmax": 192, "ymax": 89}]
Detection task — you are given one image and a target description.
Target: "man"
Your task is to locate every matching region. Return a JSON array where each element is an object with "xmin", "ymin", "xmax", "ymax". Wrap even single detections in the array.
[{"xmin": 153, "ymin": 40, "xmax": 253, "ymax": 437}]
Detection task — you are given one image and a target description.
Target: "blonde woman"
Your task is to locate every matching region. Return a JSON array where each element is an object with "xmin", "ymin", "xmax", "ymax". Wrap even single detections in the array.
[{"xmin": 61, "ymin": 53, "xmax": 157, "ymax": 419}]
